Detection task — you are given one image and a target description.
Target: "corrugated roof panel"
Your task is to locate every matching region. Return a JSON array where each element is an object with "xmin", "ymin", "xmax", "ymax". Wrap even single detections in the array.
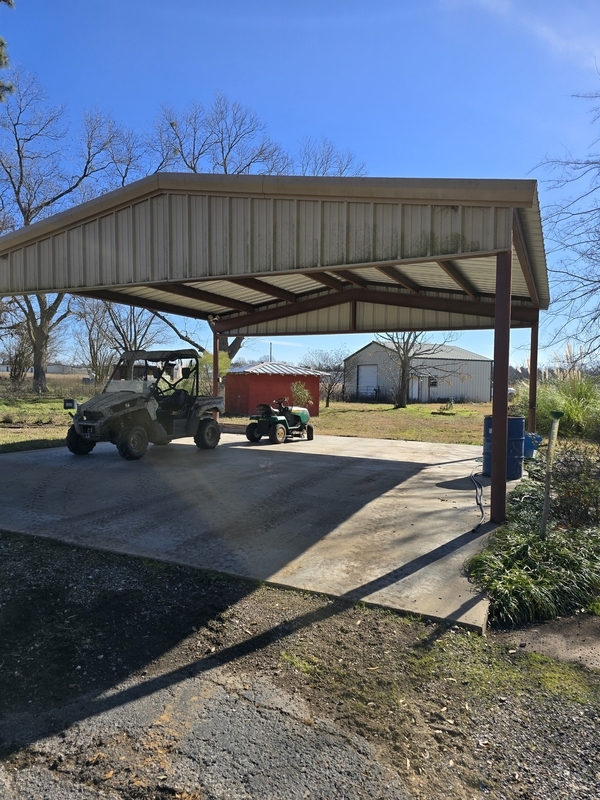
[
  {"xmin": 120, "ymin": 286, "xmax": 225, "ymax": 314},
  {"xmin": 235, "ymin": 302, "xmax": 353, "ymax": 336},
  {"xmin": 0, "ymin": 174, "xmax": 548, "ymax": 330},
  {"xmin": 356, "ymin": 300, "xmax": 500, "ymax": 333},
  {"xmin": 228, "ymin": 362, "xmax": 323, "ymax": 376}
]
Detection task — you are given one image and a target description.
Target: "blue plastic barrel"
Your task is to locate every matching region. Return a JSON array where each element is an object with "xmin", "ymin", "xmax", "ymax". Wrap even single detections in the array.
[
  {"xmin": 482, "ymin": 415, "xmax": 525, "ymax": 479},
  {"xmin": 524, "ymin": 432, "xmax": 542, "ymax": 458}
]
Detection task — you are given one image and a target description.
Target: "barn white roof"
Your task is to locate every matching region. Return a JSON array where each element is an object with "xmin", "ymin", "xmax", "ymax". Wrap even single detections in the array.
[
  {"xmin": 0, "ymin": 173, "xmax": 547, "ymax": 337},
  {"xmin": 228, "ymin": 362, "xmax": 323, "ymax": 376}
]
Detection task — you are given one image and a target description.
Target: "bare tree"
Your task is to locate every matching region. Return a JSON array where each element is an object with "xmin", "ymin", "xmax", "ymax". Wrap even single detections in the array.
[
  {"xmin": 376, "ymin": 332, "xmax": 459, "ymax": 408},
  {"xmin": 297, "ymin": 135, "xmax": 366, "ymax": 177},
  {"xmin": 539, "ymin": 88, "xmax": 600, "ymax": 360},
  {"xmin": 206, "ymin": 93, "xmax": 291, "ymax": 175},
  {"xmin": 0, "ymin": 0, "xmax": 14, "ymax": 103},
  {"xmin": 300, "ymin": 347, "xmax": 348, "ymax": 407},
  {"xmin": 71, "ymin": 297, "xmax": 116, "ymax": 386},
  {"xmin": 0, "ymin": 70, "xmax": 123, "ymax": 391},
  {"xmin": 0, "ymin": 321, "xmax": 33, "ymax": 387},
  {"xmin": 150, "ymin": 102, "xmax": 212, "ymax": 173},
  {"xmin": 103, "ymin": 303, "xmax": 166, "ymax": 354},
  {"xmin": 151, "ymin": 310, "xmax": 207, "ymax": 354}
]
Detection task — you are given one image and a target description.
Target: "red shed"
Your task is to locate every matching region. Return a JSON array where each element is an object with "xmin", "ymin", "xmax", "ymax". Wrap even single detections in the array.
[{"xmin": 225, "ymin": 362, "xmax": 322, "ymax": 417}]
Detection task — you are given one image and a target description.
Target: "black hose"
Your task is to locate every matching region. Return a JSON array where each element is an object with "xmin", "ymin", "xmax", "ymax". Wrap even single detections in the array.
[{"xmin": 470, "ymin": 464, "xmax": 485, "ymax": 530}]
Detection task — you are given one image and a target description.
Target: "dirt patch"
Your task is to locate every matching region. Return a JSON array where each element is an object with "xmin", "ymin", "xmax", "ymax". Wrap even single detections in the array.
[
  {"xmin": 492, "ymin": 614, "xmax": 600, "ymax": 671},
  {"xmin": 1, "ymin": 531, "xmax": 599, "ymax": 799}
]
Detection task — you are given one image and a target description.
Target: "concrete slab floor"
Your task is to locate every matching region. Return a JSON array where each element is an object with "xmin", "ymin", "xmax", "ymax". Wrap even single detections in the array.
[{"xmin": 0, "ymin": 434, "xmax": 493, "ymax": 632}]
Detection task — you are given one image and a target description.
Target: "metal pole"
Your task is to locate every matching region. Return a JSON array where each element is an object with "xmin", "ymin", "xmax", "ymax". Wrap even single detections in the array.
[
  {"xmin": 213, "ymin": 331, "xmax": 220, "ymax": 421},
  {"xmin": 528, "ymin": 315, "xmax": 539, "ymax": 433},
  {"xmin": 491, "ymin": 249, "xmax": 512, "ymax": 523},
  {"xmin": 540, "ymin": 411, "xmax": 563, "ymax": 539}
]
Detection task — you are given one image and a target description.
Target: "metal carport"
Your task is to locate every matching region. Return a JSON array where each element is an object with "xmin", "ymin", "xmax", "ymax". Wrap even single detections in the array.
[{"xmin": 0, "ymin": 173, "xmax": 548, "ymax": 521}]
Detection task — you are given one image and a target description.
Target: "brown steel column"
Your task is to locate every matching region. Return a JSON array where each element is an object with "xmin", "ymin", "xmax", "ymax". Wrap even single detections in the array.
[
  {"xmin": 213, "ymin": 331, "xmax": 220, "ymax": 420},
  {"xmin": 528, "ymin": 314, "xmax": 539, "ymax": 433},
  {"xmin": 491, "ymin": 249, "xmax": 512, "ymax": 523}
]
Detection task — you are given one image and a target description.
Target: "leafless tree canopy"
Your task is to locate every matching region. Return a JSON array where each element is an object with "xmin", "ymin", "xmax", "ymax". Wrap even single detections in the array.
[
  {"xmin": 376, "ymin": 332, "xmax": 458, "ymax": 408},
  {"xmin": 0, "ymin": 1, "xmax": 14, "ymax": 103},
  {"xmin": 297, "ymin": 136, "xmax": 366, "ymax": 177},
  {"xmin": 0, "ymin": 70, "xmax": 367, "ymax": 385},
  {"xmin": 300, "ymin": 347, "xmax": 348, "ymax": 407},
  {"xmin": 540, "ymin": 89, "xmax": 600, "ymax": 360}
]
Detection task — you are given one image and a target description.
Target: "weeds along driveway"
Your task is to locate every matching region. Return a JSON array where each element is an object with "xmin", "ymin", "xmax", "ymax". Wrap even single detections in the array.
[{"xmin": 0, "ymin": 433, "xmax": 490, "ymax": 630}]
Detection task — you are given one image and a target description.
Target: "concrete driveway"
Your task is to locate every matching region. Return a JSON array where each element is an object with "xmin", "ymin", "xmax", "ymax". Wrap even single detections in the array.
[{"xmin": 0, "ymin": 433, "xmax": 491, "ymax": 631}]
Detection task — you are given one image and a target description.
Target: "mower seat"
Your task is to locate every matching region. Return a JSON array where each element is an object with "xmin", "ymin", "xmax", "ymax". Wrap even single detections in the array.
[{"xmin": 256, "ymin": 403, "xmax": 275, "ymax": 415}]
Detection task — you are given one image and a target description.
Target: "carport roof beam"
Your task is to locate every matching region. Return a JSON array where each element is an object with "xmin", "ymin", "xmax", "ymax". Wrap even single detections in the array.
[{"xmin": 0, "ymin": 172, "xmax": 548, "ymax": 336}]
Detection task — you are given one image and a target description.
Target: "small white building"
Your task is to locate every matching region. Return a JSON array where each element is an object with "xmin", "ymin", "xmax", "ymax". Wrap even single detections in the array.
[{"xmin": 344, "ymin": 341, "xmax": 492, "ymax": 403}]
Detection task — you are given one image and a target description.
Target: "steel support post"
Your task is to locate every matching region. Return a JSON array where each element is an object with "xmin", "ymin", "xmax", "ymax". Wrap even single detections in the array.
[
  {"xmin": 491, "ymin": 249, "xmax": 512, "ymax": 523},
  {"xmin": 528, "ymin": 315, "xmax": 539, "ymax": 433},
  {"xmin": 213, "ymin": 331, "xmax": 220, "ymax": 420}
]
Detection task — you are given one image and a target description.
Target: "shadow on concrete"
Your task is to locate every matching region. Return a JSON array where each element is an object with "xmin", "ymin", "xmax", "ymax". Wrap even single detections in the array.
[{"xmin": 0, "ymin": 437, "xmax": 487, "ymax": 755}]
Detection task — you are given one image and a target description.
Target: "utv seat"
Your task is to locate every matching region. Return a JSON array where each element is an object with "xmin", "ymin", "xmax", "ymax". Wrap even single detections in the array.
[{"xmin": 158, "ymin": 389, "xmax": 190, "ymax": 417}]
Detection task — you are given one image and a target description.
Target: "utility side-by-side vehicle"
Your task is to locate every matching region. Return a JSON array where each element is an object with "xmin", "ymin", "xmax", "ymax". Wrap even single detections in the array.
[{"xmin": 64, "ymin": 349, "xmax": 224, "ymax": 460}]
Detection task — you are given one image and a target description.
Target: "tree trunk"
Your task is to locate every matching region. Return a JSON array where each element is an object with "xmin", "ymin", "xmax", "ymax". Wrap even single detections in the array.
[
  {"xmin": 218, "ymin": 335, "xmax": 245, "ymax": 360},
  {"xmin": 32, "ymin": 323, "xmax": 49, "ymax": 393}
]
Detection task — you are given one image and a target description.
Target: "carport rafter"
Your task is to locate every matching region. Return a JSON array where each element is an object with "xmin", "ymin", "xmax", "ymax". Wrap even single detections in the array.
[
  {"xmin": 157, "ymin": 282, "xmax": 254, "ymax": 313},
  {"xmin": 435, "ymin": 260, "xmax": 479, "ymax": 300},
  {"xmin": 375, "ymin": 265, "xmax": 421, "ymax": 294},
  {"xmin": 73, "ymin": 289, "xmax": 211, "ymax": 321},
  {"xmin": 302, "ymin": 271, "xmax": 347, "ymax": 291},
  {"xmin": 224, "ymin": 276, "xmax": 297, "ymax": 303}
]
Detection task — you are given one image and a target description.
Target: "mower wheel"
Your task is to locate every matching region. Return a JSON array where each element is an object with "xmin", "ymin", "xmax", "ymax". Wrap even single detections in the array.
[
  {"xmin": 195, "ymin": 418, "xmax": 221, "ymax": 449},
  {"xmin": 117, "ymin": 425, "xmax": 148, "ymax": 460},
  {"xmin": 306, "ymin": 424, "xmax": 314, "ymax": 441},
  {"xmin": 269, "ymin": 423, "xmax": 287, "ymax": 444},
  {"xmin": 66, "ymin": 426, "xmax": 96, "ymax": 455},
  {"xmin": 245, "ymin": 423, "xmax": 262, "ymax": 443}
]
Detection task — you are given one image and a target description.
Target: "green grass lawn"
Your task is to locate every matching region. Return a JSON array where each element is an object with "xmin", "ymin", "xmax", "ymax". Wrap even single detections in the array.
[
  {"xmin": 0, "ymin": 395, "xmax": 75, "ymax": 452},
  {"xmin": 224, "ymin": 400, "xmax": 493, "ymax": 446}
]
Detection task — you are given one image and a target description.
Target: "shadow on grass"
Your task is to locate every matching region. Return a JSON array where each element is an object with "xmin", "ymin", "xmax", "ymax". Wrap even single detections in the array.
[{"xmin": 0, "ymin": 437, "xmax": 65, "ymax": 454}]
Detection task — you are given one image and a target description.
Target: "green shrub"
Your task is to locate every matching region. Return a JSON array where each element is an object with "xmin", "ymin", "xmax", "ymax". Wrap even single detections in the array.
[
  {"xmin": 466, "ymin": 440, "xmax": 600, "ymax": 626},
  {"xmin": 512, "ymin": 373, "xmax": 600, "ymax": 439},
  {"xmin": 467, "ymin": 524, "xmax": 600, "ymax": 626},
  {"xmin": 290, "ymin": 381, "xmax": 313, "ymax": 408}
]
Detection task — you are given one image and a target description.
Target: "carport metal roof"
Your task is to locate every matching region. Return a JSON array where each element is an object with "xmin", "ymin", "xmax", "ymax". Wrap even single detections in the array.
[
  {"xmin": 0, "ymin": 173, "xmax": 548, "ymax": 524},
  {"xmin": 0, "ymin": 173, "xmax": 547, "ymax": 336}
]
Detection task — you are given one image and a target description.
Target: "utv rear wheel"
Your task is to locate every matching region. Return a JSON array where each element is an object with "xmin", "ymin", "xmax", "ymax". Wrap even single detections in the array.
[
  {"xmin": 195, "ymin": 418, "xmax": 221, "ymax": 449},
  {"xmin": 117, "ymin": 425, "xmax": 148, "ymax": 460},
  {"xmin": 66, "ymin": 426, "xmax": 96, "ymax": 455},
  {"xmin": 306, "ymin": 424, "xmax": 314, "ymax": 441},
  {"xmin": 245, "ymin": 423, "xmax": 262, "ymax": 443},
  {"xmin": 269, "ymin": 423, "xmax": 287, "ymax": 444}
]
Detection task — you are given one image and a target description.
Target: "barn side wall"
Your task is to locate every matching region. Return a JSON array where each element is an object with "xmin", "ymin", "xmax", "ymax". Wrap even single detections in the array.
[{"xmin": 225, "ymin": 374, "xmax": 320, "ymax": 416}]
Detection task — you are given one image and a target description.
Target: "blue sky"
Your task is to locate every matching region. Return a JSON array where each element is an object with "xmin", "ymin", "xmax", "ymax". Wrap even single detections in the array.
[{"xmin": 4, "ymin": 0, "xmax": 600, "ymax": 364}]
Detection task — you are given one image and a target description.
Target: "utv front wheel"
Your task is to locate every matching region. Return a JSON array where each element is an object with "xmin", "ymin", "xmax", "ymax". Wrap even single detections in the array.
[
  {"xmin": 269, "ymin": 423, "xmax": 287, "ymax": 444},
  {"xmin": 195, "ymin": 418, "xmax": 221, "ymax": 449},
  {"xmin": 117, "ymin": 425, "xmax": 148, "ymax": 460},
  {"xmin": 245, "ymin": 423, "xmax": 262, "ymax": 443},
  {"xmin": 66, "ymin": 426, "xmax": 96, "ymax": 455}
]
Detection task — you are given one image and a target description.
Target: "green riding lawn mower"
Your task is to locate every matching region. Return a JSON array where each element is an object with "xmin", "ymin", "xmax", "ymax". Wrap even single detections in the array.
[{"xmin": 246, "ymin": 398, "xmax": 314, "ymax": 444}]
